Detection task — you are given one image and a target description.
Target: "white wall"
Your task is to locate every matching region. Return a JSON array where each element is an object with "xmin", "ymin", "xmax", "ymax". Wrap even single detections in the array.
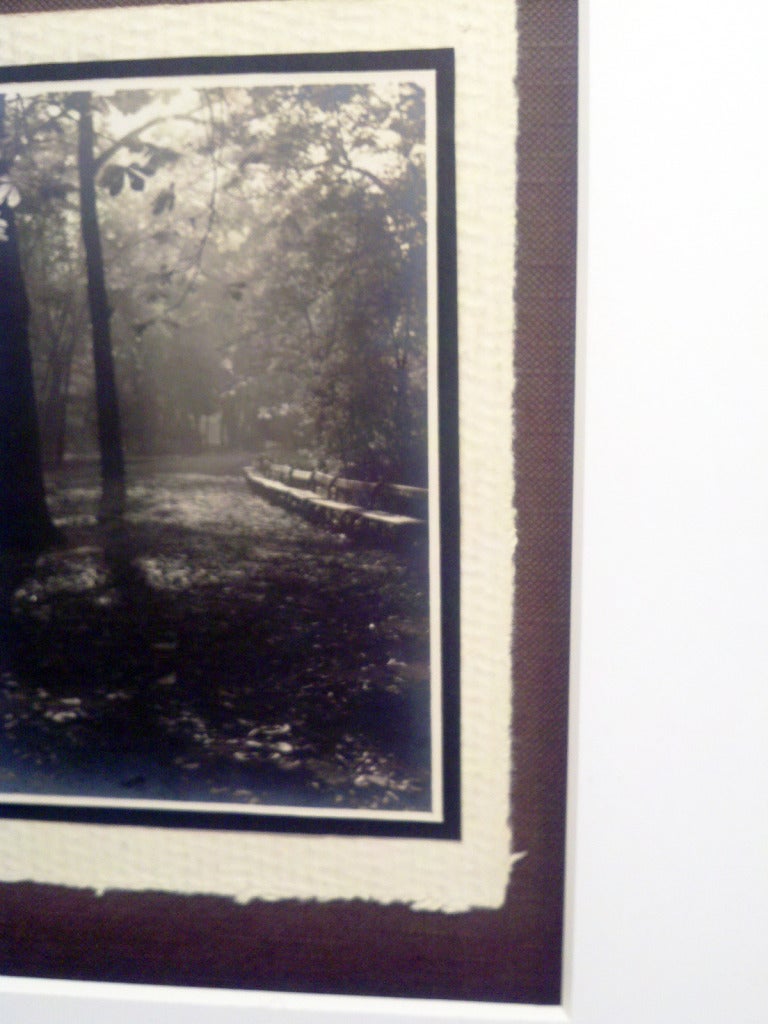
[{"xmin": 569, "ymin": 2, "xmax": 768, "ymax": 1021}]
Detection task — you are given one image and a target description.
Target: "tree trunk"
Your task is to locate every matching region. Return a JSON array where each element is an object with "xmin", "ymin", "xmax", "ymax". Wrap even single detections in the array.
[
  {"xmin": 73, "ymin": 91, "xmax": 126, "ymax": 514},
  {"xmin": 0, "ymin": 96, "xmax": 62, "ymax": 553}
]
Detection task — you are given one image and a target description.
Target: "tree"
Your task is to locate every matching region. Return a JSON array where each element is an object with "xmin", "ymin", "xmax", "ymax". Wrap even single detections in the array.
[
  {"xmin": 73, "ymin": 91, "xmax": 126, "ymax": 511},
  {"xmin": 222, "ymin": 83, "xmax": 429, "ymax": 480},
  {"xmin": 0, "ymin": 94, "xmax": 61, "ymax": 553},
  {"xmin": 79, "ymin": 87, "xmax": 221, "ymax": 458},
  {"xmin": 17, "ymin": 165, "xmax": 90, "ymax": 467},
  {"xmin": 6, "ymin": 87, "xmax": 200, "ymax": 483},
  {"xmin": 6, "ymin": 81, "xmax": 429, "ymax": 480}
]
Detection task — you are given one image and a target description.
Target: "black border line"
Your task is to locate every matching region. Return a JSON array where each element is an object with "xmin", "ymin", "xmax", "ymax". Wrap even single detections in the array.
[
  {"xmin": 0, "ymin": 49, "xmax": 453, "ymax": 83},
  {"xmin": 0, "ymin": 48, "xmax": 460, "ymax": 840}
]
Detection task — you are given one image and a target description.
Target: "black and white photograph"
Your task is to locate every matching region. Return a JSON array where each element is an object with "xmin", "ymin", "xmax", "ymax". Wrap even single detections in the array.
[
  {"xmin": 0, "ymin": 53, "xmax": 459, "ymax": 836},
  {"xmin": 0, "ymin": 0, "xmax": 573, "ymax": 1007}
]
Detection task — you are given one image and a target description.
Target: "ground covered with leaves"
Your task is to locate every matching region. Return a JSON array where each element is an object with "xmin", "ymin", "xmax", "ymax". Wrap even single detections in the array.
[{"xmin": 0, "ymin": 454, "xmax": 432, "ymax": 814}]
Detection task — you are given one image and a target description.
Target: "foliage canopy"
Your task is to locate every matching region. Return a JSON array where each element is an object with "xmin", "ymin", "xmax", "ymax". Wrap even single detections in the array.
[{"xmin": 4, "ymin": 78, "xmax": 430, "ymax": 483}]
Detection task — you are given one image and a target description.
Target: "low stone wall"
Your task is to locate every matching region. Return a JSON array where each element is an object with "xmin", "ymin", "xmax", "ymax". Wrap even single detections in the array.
[{"xmin": 243, "ymin": 465, "xmax": 428, "ymax": 546}]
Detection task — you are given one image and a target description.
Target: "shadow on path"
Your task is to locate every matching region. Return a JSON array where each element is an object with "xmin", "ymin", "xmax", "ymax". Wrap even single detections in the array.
[{"xmin": 0, "ymin": 455, "xmax": 432, "ymax": 813}]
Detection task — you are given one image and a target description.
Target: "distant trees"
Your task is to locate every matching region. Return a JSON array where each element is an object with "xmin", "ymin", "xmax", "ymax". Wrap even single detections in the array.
[
  {"xmin": 21, "ymin": 195, "xmax": 88, "ymax": 468},
  {"xmin": 0, "ymin": 94, "xmax": 61, "ymax": 553},
  {"xmin": 219, "ymin": 83, "xmax": 428, "ymax": 481},
  {"xmin": 7, "ymin": 86, "xmax": 212, "ymax": 463},
  {"xmin": 3, "ymin": 78, "xmax": 430, "ymax": 486}
]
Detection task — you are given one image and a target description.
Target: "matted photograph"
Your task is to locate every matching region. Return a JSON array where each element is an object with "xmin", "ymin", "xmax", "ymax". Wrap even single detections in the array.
[
  {"xmin": 0, "ymin": 50, "xmax": 459, "ymax": 836},
  {"xmin": 0, "ymin": 0, "xmax": 575, "ymax": 1011}
]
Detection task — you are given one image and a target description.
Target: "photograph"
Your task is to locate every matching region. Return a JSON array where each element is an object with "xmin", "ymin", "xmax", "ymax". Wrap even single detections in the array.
[
  {"xmin": 0, "ymin": 52, "xmax": 459, "ymax": 836},
  {"xmin": 0, "ymin": 0, "xmax": 574, "ymax": 1009}
]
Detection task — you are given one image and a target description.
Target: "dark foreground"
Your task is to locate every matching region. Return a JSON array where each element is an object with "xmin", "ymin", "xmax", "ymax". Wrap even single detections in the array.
[{"xmin": 0, "ymin": 453, "xmax": 432, "ymax": 814}]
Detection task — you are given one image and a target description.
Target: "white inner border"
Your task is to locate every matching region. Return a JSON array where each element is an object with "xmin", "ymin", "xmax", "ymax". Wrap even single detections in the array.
[{"xmin": 0, "ymin": 0, "xmax": 517, "ymax": 914}]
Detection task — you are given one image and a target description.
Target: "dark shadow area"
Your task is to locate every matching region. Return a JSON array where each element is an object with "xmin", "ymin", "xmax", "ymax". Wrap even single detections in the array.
[{"xmin": 0, "ymin": 455, "xmax": 432, "ymax": 813}]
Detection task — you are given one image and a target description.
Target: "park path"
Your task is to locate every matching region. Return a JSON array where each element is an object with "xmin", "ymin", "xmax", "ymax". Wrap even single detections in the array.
[{"xmin": 0, "ymin": 453, "xmax": 432, "ymax": 815}]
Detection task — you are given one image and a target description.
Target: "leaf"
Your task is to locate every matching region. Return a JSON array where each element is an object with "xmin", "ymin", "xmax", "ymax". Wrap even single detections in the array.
[
  {"xmin": 100, "ymin": 164, "xmax": 125, "ymax": 197},
  {"xmin": 0, "ymin": 178, "xmax": 21, "ymax": 209},
  {"xmin": 151, "ymin": 184, "xmax": 175, "ymax": 216},
  {"xmin": 143, "ymin": 146, "xmax": 181, "ymax": 174},
  {"xmin": 125, "ymin": 166, "xmax": 146, "ymax": 191},
  {"xmin": 108, "ymin": 89, "xmax": 153, "ymax": 116}
]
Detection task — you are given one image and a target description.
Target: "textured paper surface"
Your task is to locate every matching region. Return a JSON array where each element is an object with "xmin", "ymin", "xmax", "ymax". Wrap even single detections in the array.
[{"xmin": 0, "ymin": 0, "xmax": 516, "ymax": 911}]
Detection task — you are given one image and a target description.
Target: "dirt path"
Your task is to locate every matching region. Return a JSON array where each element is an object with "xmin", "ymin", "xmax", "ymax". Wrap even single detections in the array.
[{"xmin": 0, "ymin": 454, "xmax": 433, "ymax": 815}]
